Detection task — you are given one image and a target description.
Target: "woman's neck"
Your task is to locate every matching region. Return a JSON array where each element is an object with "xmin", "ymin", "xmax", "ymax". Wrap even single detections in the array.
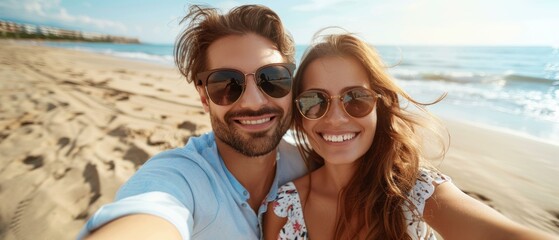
[{"xmin": 315, "ymin": 161, "xmax": 357, "ymax": 194}]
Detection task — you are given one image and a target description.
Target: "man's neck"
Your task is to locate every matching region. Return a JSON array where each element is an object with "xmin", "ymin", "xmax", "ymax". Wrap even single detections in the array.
[{"xmin": 215, "ymin": 138, "xmax": 277, "ymax": 212}]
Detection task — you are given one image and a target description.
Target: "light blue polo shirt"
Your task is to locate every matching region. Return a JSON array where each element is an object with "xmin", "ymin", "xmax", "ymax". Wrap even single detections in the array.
[{"xmin": 77, "ymin": 132, "xmax": 306, "ymax": 239}]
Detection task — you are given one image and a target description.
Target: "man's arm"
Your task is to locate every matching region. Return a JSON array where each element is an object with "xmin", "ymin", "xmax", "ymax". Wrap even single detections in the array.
[
  {"xmin": 425, "ymin": 182, "xmax": 557, "ymax": 240},
  {"xmin": 77, "ymin": 191, "xmax": 194, "ymax": 240},
  {"xmin": 85, "ymin": 214, "xmax": 181, "ymax": 240}
]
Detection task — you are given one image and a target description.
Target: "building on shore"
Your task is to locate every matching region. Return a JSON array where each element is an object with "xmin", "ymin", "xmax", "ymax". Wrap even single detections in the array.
[{"xmin": 0, "ymin": 20, "xmax": 140, "ymax": 43}]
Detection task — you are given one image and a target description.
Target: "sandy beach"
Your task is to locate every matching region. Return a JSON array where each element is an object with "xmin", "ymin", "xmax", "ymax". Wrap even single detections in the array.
[{"xmin": 0, "ymin": 41, "xmax": 557, "ymax": 239}]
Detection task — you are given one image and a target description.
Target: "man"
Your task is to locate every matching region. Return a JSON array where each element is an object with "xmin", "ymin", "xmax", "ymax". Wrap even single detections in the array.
[{"xmin": 78, "ymin": 4, "xmax": 305, "ymax": 239}]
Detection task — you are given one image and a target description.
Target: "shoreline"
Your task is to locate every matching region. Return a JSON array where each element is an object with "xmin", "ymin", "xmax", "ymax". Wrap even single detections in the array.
[
  {"xmin": 443, "ymin": 117, "xmax": 559, "ymax": 147},
  {"xmin": 0, "ymin": 41, "xmax": 557, "ymax": 239},
  {"xmin": 25, "ymin": 40, "xmax": 559, "ymax": 145}
]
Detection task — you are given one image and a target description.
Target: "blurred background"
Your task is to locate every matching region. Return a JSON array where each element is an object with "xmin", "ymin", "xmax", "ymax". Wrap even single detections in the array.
[{"xmin": 2, "ymin": 0, "xmax": 557, "ymax": 141}]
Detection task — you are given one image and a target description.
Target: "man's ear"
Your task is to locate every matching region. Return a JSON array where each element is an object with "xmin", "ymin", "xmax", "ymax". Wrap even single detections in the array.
[{"xmin": 196, "ymin": 86, "xmax": 210, "ymax": 113}]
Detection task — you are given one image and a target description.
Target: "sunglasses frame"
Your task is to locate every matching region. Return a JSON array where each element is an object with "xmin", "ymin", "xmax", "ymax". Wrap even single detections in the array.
[
  {"xmin": 196, "ymin": 62, "xmax": 296, "ymax": 106},
  {"xmin": 295, "ymin": 87, "xmax": 382, "ymax": 120}
]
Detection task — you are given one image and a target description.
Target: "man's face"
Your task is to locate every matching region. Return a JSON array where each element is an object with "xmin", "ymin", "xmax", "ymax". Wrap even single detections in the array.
[{"xmin": 200, "ymin": 33, "xmax": 292, "ymax": 157}]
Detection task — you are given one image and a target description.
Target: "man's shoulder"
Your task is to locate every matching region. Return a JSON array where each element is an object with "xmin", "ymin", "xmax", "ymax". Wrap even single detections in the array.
[
  {"xmin": 147, "ymin": 132, "xmax": 217, "ymax": 166},
  {"xmin": 117, "ymin": 132, "xmax": 220, "ymax": 200},
  {"xmin": 277, "ymin": 135, "xmax": 307, "ymax": 185}
]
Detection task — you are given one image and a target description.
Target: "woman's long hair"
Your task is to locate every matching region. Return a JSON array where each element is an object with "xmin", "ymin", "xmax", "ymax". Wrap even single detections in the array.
[{"xmin": 292, "ymin": 32, "xmax": 448, "ymax": 239}]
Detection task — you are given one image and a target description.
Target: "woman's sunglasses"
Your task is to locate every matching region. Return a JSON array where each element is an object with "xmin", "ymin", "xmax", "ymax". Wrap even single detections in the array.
[
  {"xmin": 196, "ymin": 63, "xmax": 295, "ymax": 106},
  {"xmin": 295, "ymin": 87, "xmax": 381, "ymax": 120}
]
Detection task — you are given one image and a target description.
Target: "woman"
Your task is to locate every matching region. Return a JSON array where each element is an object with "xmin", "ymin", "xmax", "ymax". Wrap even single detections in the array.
[{"xmin": 263, "ymin": 32, "xmax": 556, "ymax": 240}]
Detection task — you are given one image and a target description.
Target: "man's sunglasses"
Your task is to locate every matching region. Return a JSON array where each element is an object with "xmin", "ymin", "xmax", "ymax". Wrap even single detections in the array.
[
  {"xmin": 196, "ymin": 63, "xmax": 296, "ymax": 106},
  {"xmin": 295, "ymin": 87, "xmax": 381, "ymax": 120}
]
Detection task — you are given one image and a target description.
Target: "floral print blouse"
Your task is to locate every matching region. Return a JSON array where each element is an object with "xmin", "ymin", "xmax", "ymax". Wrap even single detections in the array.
[{"xmin": 271, "ymin": 169, "xmax": 451, "ymax": 240}]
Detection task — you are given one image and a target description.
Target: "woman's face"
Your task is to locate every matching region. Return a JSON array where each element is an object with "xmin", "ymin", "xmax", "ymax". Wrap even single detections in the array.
[{"xmin": 299, "ymin": 56, "xmax": 378, "ymax": 166}]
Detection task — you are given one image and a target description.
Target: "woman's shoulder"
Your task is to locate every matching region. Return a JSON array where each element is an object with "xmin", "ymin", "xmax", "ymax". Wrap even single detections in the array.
[
  {"xmin": 407, "ymin": 167, "xmax": 452, "ymax": 214},
  {"xmin": 277, "ymin": 181, "xmax": 298, "ymax": 195},
  {"xmin": 416, "ymin": 168, "xmax": 451, "ymax": 186},
  {"xmin": 273, "ymin": 181, "xmax": 304, "ymax": 218}
]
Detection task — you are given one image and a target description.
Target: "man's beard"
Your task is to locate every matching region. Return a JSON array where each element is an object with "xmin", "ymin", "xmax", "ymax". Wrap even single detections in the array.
[{"xmin": 211, "ymin": 106, "xmax": 291, "ymax": 157}]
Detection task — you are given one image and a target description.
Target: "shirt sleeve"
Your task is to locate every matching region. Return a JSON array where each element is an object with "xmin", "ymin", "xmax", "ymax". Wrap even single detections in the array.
[
  {"xmin": 272, "ymin": 182, "xmax": 297, "ymax": 218},
  {"xmin": 77, "ymin": 147, "xmax": 213, "ymax": 240},
  {"xmin": 76, "ymin": 191, "xmax": 193, "ymax": 240},
  {"xmin": 409, "ymin": 168, "xmax": 452, "ymax": 214}
]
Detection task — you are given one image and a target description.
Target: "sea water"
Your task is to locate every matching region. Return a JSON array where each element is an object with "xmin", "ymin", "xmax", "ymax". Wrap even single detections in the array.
[{"xmin": 45, "ymin": 42, "xmax": 559, "ymax": 144}]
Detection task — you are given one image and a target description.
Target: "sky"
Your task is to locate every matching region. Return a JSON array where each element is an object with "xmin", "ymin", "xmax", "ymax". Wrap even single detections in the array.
[{"xmin": 1, "ymin": 0, "xmax": 558, "ymax": 46}]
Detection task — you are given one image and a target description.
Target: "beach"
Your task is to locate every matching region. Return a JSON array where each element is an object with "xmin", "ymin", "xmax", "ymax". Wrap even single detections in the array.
[{"xmin": 0, "ymin": 41, "xmax": 557, "ymax": 239}]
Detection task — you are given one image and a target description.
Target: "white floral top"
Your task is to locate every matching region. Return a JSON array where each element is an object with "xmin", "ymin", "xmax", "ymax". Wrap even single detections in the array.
[{"xmin": 271, "ymin": 169, "xmax": 451, "ymax": 240}]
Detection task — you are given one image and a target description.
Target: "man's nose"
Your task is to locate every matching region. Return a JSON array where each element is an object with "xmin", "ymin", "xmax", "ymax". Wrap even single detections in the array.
[{"xmin": 236, "ymin": 74, "xmax": 269, "ymax": 110}]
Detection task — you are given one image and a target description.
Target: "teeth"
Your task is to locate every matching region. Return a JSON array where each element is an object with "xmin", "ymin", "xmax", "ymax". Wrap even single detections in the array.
[
  {"xmin": 239, "ymin": 118, "xmax": 271, "ymax": 125},
  {"xmin": 322, "ymin": 133, "xmax": 356, "ymax": 142}
]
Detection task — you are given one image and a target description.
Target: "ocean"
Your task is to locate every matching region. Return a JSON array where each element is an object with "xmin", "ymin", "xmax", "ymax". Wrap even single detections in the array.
[{"xmin": 44, "ymin": 42, "xmax": 559, "ymax": 144}]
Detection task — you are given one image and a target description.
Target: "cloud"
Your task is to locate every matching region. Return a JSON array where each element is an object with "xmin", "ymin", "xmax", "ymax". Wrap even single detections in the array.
[
  {"xmin": 0, "ymin": 0, "xmax": 126, "ymax": 32},
  {"xmin": 55, "ymin": 8, "xmax": 126, "ymax": 31}
]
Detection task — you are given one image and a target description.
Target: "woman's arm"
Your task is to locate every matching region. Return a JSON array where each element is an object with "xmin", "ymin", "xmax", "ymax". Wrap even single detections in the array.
[
  {"xmin": 424, "ymin": 182, "xmax": 557, "ymax": 240},
  {"xmin": 263, "ymin": 201, "xmax": 288, "ymax": 240}
]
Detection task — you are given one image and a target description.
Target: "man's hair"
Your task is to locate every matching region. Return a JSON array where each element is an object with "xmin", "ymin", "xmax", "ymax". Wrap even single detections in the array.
[{"xmin": 174, "ymin": 4, "xmax": 295, "ymax": 84}]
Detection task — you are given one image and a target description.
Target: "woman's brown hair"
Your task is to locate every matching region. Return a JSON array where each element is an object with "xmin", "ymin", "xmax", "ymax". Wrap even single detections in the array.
[
  {"xmin": 174, "ymin": 4, "xmax": 295, "ymax": 84},
  {"xmin": 292, "ymin": 32, "xmax": 448, "ymax": 239}
]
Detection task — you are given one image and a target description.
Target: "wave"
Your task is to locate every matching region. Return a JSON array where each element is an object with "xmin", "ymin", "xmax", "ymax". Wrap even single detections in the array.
[
  {"xmin": 107, "ymin": 51, "xmax": 173, "ymax": 65},
  {"xmin": 398, "ymin": 79, "xmax": 559, "ymax": 123},
  {"xmin": 56, "ymin": 45, "xmax": 174, "ymax": 66},
  {"xmin": 392, "ymin": 70, "xmax": 559, "ymax": 86}
]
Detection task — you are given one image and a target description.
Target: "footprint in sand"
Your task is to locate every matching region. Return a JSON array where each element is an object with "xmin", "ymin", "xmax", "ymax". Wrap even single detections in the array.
[
  {"xmin": 0, "ymin": 132, "xmax": 9, "ymax": 143},
  {"xmin": 9, "ymin": 196, "xmax": 33, "ymax": 239},
  {"xmin": 116, "ymin": 94, "xmax": 129, "ymax": 101},
  {"xmin": 108, "ymin": 125, "xmax": 128, "ymax": 139},
  {"xmin": 20, "ymin": 120, "xmax": 35, "ymax": 127},
  {"xmin": 67, "ymin": 112, "xmax": 84, "ymax": 121},
  {"xmin": 123, "ymin": 144, "xmax": 150, "ymax": 169},
  {"xmin": 140, "ymin": 82, "xmax": 153, "ymax": 87},
  {"xmin": 548, "ymin": 210, "xmax": 559, "ymax": 228},
  {"xmin": 57, "ymin": 137, "xmax": 70, "ymax": 149},
  {"xmin": 96, "ymin": 79, "xmax": 110, "ymax": 86},
  {"xmin": 46, "ymin": 103, "xmax": 57, "ymax": 111},
  {"xmin": 147, "ymin": 132, "xmax": 166, "ymax": 146},
  {"xmin": 82, "ymin": 163, "xmax": 101, "ymax": 205},
  {"xmin": 157, "ymin": 88, "xmax": 170, "ymax": 92},
  {"xmin": 22, "ymin": 155, "xmax": 44, "ymax": 170},
  {"xmin": 177, "ymin": 120, "xmax": 197, "ymax": 132}
]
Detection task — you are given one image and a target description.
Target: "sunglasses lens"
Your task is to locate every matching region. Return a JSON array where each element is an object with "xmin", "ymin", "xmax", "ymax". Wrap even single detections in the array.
[
  {"xmin": 257, "ymin": 65, "xmax": 292, "ymax": 98},
  {"xmin": 297, "ymin": 91, "xmax": 329, "ymax": 119},
  {"xmin": 343, "ymin": 89, "xmax": 377, "ymax": 117},
  {"xmin": 206, "ymin": 70, "xmax": 244, "ymax": 105}
]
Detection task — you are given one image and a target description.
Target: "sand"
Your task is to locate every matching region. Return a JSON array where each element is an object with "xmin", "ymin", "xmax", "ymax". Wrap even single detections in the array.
[
  {"xmin": 0, "ymin": 40, "xmax": 210, "ymax": 239},
  {"xmin": 0, "ymin": 41, "xmax": 557, "ymax": 239}
]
